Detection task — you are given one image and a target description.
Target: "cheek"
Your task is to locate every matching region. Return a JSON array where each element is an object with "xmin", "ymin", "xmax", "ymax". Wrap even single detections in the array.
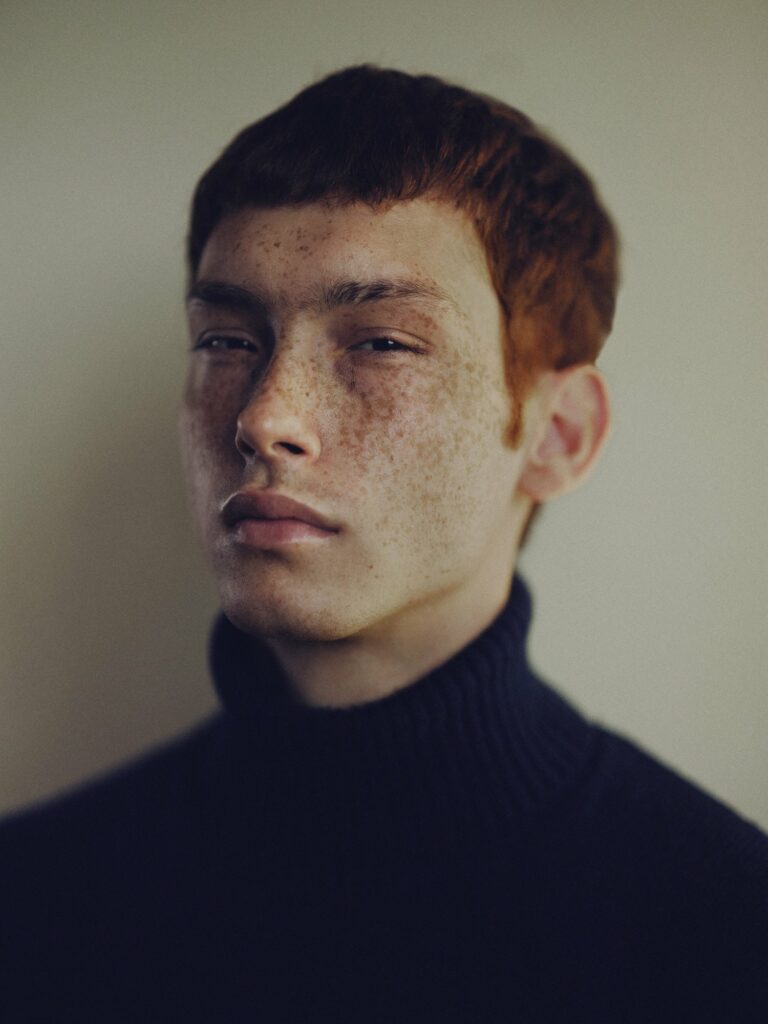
[
  {"xmin": 346, "ymin": 365, "xmax": 487, "ymax": 521},
  {"xmin": 180, "ymin": 367, "xmax": 243, "ymax": 485},
  {"xmin": 389, "ymin": 360, "xmax": 512, "ymax": 529}
]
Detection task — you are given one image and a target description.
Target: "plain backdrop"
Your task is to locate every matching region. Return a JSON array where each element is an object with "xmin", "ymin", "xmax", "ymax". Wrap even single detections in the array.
[{"xmin": 1, "ymin": 0, "xmax": 766, "ymax": 828}]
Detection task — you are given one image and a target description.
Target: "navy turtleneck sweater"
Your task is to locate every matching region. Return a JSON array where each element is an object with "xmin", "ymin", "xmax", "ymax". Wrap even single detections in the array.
[{"xmin": 1, "ymin": 574, "xmax": 767, "ymax": 1022}]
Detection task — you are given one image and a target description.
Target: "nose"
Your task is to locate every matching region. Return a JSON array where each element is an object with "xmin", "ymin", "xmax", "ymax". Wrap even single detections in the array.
[{"xmin": 234, "ymin": 351, "xmax": 322, "ymax": 466}]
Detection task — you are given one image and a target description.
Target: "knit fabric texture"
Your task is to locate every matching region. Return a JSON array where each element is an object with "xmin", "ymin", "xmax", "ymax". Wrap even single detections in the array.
[{"xmin": 1, "ymin": 573, "xmax": 767, "ymax": 1022}]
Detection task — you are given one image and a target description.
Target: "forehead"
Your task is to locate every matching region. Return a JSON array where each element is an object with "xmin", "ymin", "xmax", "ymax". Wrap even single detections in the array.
[{"xmin": 194, "ymin": 198, "xmax": 498, "ymax": 327}]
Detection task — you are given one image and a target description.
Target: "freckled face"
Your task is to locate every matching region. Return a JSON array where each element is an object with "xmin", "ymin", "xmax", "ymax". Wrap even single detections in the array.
[{"xmin": 180, "ymin": 199, "xmax": 532, "ymax": 641}]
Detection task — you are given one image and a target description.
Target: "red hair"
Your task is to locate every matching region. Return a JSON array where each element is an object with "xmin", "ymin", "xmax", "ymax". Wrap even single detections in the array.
[{"xmin": 188, "ymin": 65, "xmax": 620, "ymax": 541}]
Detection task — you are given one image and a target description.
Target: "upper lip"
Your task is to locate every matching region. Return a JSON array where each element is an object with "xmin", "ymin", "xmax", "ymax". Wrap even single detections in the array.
[{"xmin": 220, "ymin": 490, "xmax": 339, "ymax": 532}]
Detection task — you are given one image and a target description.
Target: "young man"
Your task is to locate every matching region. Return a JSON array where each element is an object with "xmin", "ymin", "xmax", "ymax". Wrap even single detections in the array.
[{"xmin": 2, "ymin": 66, "xmax": 767, "ymax": 1022}]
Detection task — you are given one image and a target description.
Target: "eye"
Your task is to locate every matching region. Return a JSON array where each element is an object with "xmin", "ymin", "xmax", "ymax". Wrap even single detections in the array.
[
  {"xmin": 192, "ymin": 335, "xmax": 258, "ymax": 353},
  {"xmin": 352, "ymin": 336, "xmax": 412, "ymax": 354}
]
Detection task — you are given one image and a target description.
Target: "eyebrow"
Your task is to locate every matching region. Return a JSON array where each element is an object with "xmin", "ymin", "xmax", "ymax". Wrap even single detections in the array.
[{"xmin": 186, "ymin": 277, "xmax": 461, "ymax": 317}]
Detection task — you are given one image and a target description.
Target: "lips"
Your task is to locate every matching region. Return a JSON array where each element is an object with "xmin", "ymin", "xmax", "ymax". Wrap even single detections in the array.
[{"xmin": 220, "ymin": 490, "xmax": 339, "ymax": 533}]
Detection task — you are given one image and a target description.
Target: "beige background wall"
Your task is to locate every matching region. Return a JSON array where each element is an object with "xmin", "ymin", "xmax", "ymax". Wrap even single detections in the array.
[{"xmin": 1, "ymin": 0, "xmax": 766, "ymax": 828}]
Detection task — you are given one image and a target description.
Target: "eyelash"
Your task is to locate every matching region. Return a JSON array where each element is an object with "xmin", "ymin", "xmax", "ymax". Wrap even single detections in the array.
[
  {"xmin": 193, "ymin": 335, "xmax": 414, "ymax": 355},
  {"xmin": 353, "ymin": 337, "xmax": 412, "ymax": 354},
  {"xmin": 193, "ymin": 336, "xmax": 255, "ymax": 353}
]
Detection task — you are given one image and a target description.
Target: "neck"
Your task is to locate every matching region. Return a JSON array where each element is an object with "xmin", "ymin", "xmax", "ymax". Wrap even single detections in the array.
[
  {"xmin": 210, "ymin": 567, "xmax": 595, "ymax": 822},
  {"xmin": 259, "ymin": 545, "xmax": 520, "ymax": 709}
]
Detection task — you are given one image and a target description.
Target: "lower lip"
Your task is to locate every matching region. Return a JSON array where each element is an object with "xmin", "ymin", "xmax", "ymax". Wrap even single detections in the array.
[{"xmin": 231, "ymin": 518, "xmax": 337, "ymax": 548}]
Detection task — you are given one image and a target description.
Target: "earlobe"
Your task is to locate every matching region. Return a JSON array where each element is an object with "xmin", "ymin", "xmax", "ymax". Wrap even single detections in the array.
[{"xmin": 517, "ymin": 364, "xmax": 612, "ymax": 503}]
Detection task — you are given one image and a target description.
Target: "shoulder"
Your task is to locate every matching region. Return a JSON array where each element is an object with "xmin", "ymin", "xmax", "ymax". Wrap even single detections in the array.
[
  {"xmin": 0, "ymin": 714, "xmax": 223, "ymax": 876},
  {"xmin": 534, "ymin": 713, "xmax": 768, "ymax": 923},
  {"xmin": 522, "ymin": 721, "xmax": 768, "ymax": 1016},
  {"xmin": 0, "ymin": 716, "xmax": 227, "ymax": 1017},
  {"xmin": 573, "ymin": 724, "xmax": 768, "ymax": 997},
  {"xmin": 562, "ymin": 721, "xmax": 768, "ymax": 906},
  {"xmin": 582, "ymin": 724, "xmax": 768, "ymax": 868}
]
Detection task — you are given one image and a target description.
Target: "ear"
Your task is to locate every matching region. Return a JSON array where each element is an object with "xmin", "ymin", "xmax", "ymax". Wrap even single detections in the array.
[{"xmin": 517, "ymin": 364, "xmax": 612, "ymax": 503}]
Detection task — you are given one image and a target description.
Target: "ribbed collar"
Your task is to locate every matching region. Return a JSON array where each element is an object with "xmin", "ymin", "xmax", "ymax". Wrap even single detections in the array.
[{"xmin": 207, "ymin": 574, "xmax": 595, "ymax": 833}]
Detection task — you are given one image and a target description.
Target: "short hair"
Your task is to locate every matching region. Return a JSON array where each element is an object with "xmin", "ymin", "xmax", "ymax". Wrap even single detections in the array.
[{"xmin": 188, "ymin": 65, "xmax": 620, "ymax": 546}]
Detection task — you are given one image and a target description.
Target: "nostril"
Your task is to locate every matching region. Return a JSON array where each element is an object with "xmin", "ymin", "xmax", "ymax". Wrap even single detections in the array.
[
  {"xmin": 234, "ymin": 425, "xmax": 257, "ymax": 459},
  {"xmin": 234, "ymin": 405, "xmax": 322, "ymax": 464}
]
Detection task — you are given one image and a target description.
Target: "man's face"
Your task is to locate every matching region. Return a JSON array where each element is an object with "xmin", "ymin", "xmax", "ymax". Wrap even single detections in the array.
[{"xmin": 181, "ymin": 198, "xmax": 537, "ymax": 642}]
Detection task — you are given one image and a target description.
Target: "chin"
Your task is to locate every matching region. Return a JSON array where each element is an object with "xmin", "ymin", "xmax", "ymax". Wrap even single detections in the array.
[{"xmin": 218, "ymin": 580, "xmax": 373, "ymax": 644}]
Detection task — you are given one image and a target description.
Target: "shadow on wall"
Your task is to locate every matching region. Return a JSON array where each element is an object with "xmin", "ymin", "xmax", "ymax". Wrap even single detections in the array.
[{"xmin": 0, "ymin": 292, "xmax": 218, "ymax": 816}]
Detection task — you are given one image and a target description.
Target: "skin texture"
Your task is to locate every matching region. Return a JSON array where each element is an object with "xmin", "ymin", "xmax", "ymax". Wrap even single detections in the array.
[{"xmin": 180, "ymin": 198, "xmax": 611, "ymax": 707}]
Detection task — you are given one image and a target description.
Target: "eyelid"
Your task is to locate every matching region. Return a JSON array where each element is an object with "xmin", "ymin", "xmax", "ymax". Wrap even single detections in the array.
[
  {"xmin": 190, "ymin": 330, "xmax": 425, "ymax": 355},
  {"xmin": 192, "ymin": 332, "xmax": 259, "ymax": 352},
  {"xmin": 352, "ymin": 335, "xmax": 415, "ymax": 353},
  {"xmin": 351, "ymin": 326, "xmax": 429, "ymax": 352}
]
